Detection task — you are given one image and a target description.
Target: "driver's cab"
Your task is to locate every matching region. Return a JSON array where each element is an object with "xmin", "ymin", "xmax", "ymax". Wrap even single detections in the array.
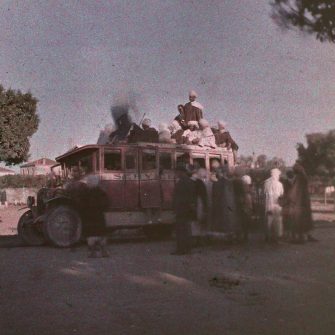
[{"xmin": 58, "ymin": 146, "xmax": 100, "ymax": 185}]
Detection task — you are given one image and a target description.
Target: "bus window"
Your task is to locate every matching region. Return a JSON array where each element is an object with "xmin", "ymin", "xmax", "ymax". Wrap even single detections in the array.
[
  {"xmin": 159, "ymin": 152, "xmax": 172, "ymax": 170},
  {"xmin": 210, "ymin": 157, "xmax": 221, "ymax": 172},
  {"xmin": 193, "ymin": 157, "xmax": 206, "ymax": 169},
  {"xmin": 176, "ymin": 152, "xmax": 190, "ymax": 167},
  {"xmin": 142, "ymin": 150, "xmax": 156, "ymax": 170},
  {"xmin": 125, "ymin": 153, "xmax": 136, "ymax": 170},
  {"xmin": 79, "ymin": 155, "xmax": 93, "ymax": 174},
  {"xmin": 104, "ymin": 151, "xmax": 122, "ymax": 171}
]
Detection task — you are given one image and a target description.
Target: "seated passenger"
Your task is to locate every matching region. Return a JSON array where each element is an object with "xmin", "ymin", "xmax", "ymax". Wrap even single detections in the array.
[
  {"xmin": 141, "ymin": 118, "xmax": 159, "ymax": 143},
  {"xmin": 169, "ymin": 120, "xmax": 184, "ymax": 144},
  {"xmin": 174, "ymin": 105, "xmax": 188, "ymax": 130},
  {"xmin": 215, "ymin": 121, "xmax": 239, "ymax": 162},
  {"xmin": 215, "ymin": 121, "xmax": 238, "ymax": 149},
  {"xmin": 158, "ymin": 123, "xmax": 173, "ymax": 143},
  {"xmin": 183, "ymin": 121, "xmax": 201, "ymax": 145},
  {"xmin": 97, "ymin": 124, "xmax": 114, "ymax": 145},
  {"xmin": 127, "ymin": 123, "xmax": 144, "ymax": 143},
  {"xmin": 198, "ymin": 119, "xmax": 216, "ymax": 148}
]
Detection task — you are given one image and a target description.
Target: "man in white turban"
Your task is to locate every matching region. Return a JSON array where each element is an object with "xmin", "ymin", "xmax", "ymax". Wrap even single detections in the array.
[
  {"xmin": 183, "ymin": 90, "xmax": 204, "ymax": 124},
  {"xmin": 264, "ymin": 168, "xmax": 284, "ymax": 243}
]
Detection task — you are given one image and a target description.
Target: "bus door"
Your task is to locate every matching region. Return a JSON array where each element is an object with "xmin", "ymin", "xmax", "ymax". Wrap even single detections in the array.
[
  {"xmin": 124, "ymin": 148, "xmax": 139, "ymax": 209},
  {"xmin": 158, "ymin": 150, "xmax": 174, "ymax": 209},
  {"xmin": 100, "ymin": 148, "xmax": 124, "ymax": 209},
  {"xmin": 140, "ymin": 148, "xmax": 161, "ymax": 208}
]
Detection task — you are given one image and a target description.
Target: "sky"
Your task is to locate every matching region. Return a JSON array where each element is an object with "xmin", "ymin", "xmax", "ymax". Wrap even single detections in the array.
[{"xmin": 1, "ymin": 0, "xmax": 334, "ymax": 167}]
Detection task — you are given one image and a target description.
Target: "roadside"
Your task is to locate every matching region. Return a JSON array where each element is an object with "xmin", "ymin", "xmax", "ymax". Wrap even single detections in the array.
[{"xmin": 0, "ymin": 203, "xmax": 335, "ymax": 335}]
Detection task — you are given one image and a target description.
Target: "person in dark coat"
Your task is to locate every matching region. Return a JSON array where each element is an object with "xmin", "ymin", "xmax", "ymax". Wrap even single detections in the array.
[
  {"xmin": 289, "ymin": 162, "xmax": 317, "ymax": 243},
  {"xmin": 183, "ymin": 90, "xmax": 204, "ymax": 124},
  {"xmin": 190, "ymin": 167, "xmax": 209, "ymax": 245},
  {"xmin": 1, "ymin": 190, "xmax": 7, "ymax": 207},
  {"xmin": 174, "ymin": 105, "xmax": 188, "ymax": 130},
  {"xmin": 172, "ymin": 165, "xmax": 197, "ymax": 255},
  {"xmin": 234, "ymin": 175, "xmax": 253, "ymax": 242},
  {"xmin": 109, "ymin": 110, "xmax": 133, "ymax": 143},
  {"xmin": 215, "ymin": 121, "xmax": 239, "ymax": 163},
  {"xmin": 140, "ymin": 118, "xmax": 159, "ymax": 143},
  {"xmin": 212, "ymin": 166, "xmax": 238, "ymax": 239},
  {"xmin": 281, "ymin": 170, "xmax": 295, "ymax": 240},
  {"xmin": 65, "ymin": 181, "xmax": 110, "ymax": 257},
  {"xmin": 127, "ymin": 123, "xmax": 144, "ymax": 143}
]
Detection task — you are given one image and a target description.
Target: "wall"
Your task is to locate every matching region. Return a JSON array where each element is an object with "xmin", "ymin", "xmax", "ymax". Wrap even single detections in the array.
[{"xmin": 1, "ymin": 188, "xmax": 38, "ymax": 204}]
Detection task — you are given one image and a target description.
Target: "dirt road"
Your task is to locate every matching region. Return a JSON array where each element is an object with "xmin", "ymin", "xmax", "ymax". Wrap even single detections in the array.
[{"xmin": 1, "ymin": 205, "xmax": 335, "ymax": 335}]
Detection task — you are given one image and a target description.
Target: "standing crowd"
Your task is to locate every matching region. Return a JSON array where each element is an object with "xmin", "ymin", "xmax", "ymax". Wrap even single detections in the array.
[{"xmin": 172, "ymin": 161, "xmax": 316, "ymax": 255}]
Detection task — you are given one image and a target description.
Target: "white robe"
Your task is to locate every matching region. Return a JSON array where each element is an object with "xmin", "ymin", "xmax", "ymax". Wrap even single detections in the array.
[
  {"xmin": 198, "ymin": 127, "xmax": 216, "ymax": 148},
  {"xmin": 183, "ymin": 129, "xmax": 201, "ymax": 144},
  {"xmin": 264, "ymin": 177, "xmax": 284, "ymax": 238}
]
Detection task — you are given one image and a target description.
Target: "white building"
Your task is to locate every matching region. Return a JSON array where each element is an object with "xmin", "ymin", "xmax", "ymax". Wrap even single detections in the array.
[
  {"xmin": 0, "ymin": 167, "xmax": 16, "ymax": 177},
  {"xmin": 20, "ymin": 158, "xmax": 57, "ymax": 176}
]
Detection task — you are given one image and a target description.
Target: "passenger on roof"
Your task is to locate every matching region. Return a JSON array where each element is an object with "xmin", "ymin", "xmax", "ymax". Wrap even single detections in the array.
[
  {"xmin": 141, "ymin": 118, "xmax": 159, "ymax": 143},
  {"xmin": 174, "ymin": 105, "xmax": 188, "ymax": 130},
  {"xmin": 158, "ymin": 123, "xmax": 173, "ymax": 143},
  {"xmin": 183, "ymin": 90, "xmax": 204, "ymax": 124},
  {"xmin": 183, "ymin": 121, "xmax": 201, "ymax": 145},
  {"xmin": 215, "ymin": 121, "xmax": 239, "ymax": 162},
  {"xmin": 169, "ymin": 120, "xmax": 184, "ymax": 144},
  {"xmin": 198, "ymin": 119, "xmax": 216, "ymax": 148}
]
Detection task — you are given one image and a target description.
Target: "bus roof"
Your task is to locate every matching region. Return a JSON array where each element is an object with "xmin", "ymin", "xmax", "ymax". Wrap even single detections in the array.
[{"xmin": 55, "ymin": 142, "xmax": 231, "ymax": 162}]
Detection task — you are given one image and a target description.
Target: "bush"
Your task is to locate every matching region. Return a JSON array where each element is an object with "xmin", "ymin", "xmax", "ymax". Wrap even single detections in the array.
[{"xmin": 0, "ymin": 175, "xmax": 48, "ymax": 189}]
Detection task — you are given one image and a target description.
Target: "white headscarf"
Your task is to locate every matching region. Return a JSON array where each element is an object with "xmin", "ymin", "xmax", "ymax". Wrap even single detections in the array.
[
  {"xmin": 189, "ymin": 90, "xmax": 198, "ymax": 98},
  {"xmin": 199, "ymin": 118, "xmax": 210, "ymax": 128},
  {"xmin": 188, "ymin": 120, "xmax": 199, "ymax": 129},
  {"xmin": 158, "ymin": 122, "xmax": 169, "ymax": 132},
  {"xmin": 142, "ymin": 118, "xmax": 152, "ymax": 127},
  {"xmin": 169, "ymin": 120, "xmax": 181, "ymax": 133},
  {"xmin": 241, "ymin": 175, "xmax": 252, "ymax": 185},
  {"xmin": 218, "ymin": 120, "xmax": 227, "ymax": 129}
]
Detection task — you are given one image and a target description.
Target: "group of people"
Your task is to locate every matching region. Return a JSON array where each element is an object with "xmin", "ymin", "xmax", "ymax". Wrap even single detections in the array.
[
  {"xmin": 106, "ymin": 90, "xmax": 239, "ymax": 161},
  {"xmin": 265, "ymin": 163, "xmax": 316, "ymax": 244},
  {"xmin": 172, "ymin": 161, "xmax": 316, "ymax": 255}
]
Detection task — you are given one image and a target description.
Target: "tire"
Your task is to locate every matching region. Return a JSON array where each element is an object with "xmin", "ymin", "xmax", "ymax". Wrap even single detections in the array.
[
  {"xmin": 17, "ymin": 210, "xmax": 45, "ymax": 246},
  {"xmin": 43, "ymin": 205, "xmax": 82, "ymax": 248}
]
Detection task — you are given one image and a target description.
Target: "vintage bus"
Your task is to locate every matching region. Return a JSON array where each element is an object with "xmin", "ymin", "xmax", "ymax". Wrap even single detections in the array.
[{"xmin": 17, "ymin": 142, "xmax": 234, "ymax": 247}]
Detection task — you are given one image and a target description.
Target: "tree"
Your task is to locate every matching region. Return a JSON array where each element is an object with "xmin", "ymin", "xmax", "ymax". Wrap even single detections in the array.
[
  {"xmin": 238, "ymin": 155, "xmax": 254, "ymax": 168},
  {"xmin": 271, "ymin": 0, "xmax": 335, "ymax": 42},
  {"xmin": 297, "ymin": 130, "xmax": 335, "ymax": 183},
  {"xmin": 0, "ymin": 85, "xmax": 39, "ymax": 165},
  {"xmin": 257, "ymin": 154, "xmax": 268, "ymax": 169},
  {"xmin": 238, "ymin": 153, "xmax": 286, "ymax": 170},
  {"xmin": 266, "ymin": 156, "xmax": 286, "ymax": 169}
]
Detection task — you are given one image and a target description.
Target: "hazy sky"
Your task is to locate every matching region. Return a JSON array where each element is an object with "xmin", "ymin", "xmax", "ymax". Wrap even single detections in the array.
[{"xmin": 1, "ymin": 0, "xmax": 334, "ymax": 166}]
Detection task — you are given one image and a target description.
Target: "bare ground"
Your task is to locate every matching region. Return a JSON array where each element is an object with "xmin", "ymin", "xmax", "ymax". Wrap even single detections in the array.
[{"xmin": 0, "ymin": 205, "xmax": 335, "ymax": 335}]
